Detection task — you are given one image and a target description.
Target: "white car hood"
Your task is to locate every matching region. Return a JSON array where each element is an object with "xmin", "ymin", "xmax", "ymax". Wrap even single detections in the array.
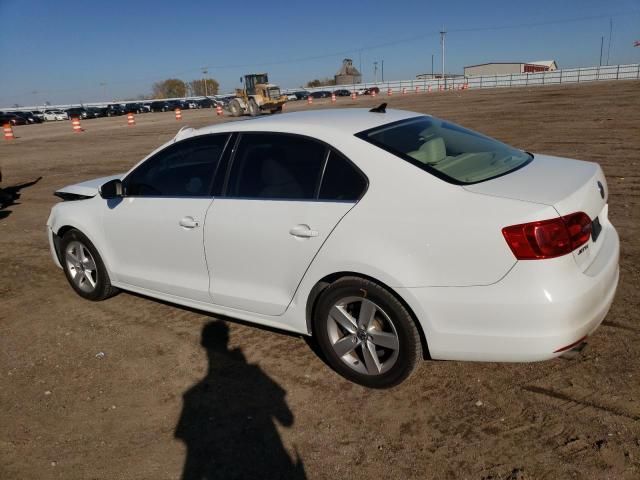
[{"xmin": 55, "ymin": 174, "xmax": 122, "ymax": 198}]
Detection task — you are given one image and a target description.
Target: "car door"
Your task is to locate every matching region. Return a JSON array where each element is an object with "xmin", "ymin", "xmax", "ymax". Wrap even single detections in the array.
[
  {"xmin": 204, "ymin": 132, "xmax": 368, "ymax": 316},
  {"xmin": 102, "ymin": 133, "xmax": 230, "ymax": 302}
]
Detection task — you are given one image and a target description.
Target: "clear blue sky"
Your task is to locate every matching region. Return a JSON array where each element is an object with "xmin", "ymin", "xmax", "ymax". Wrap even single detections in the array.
[{"xmin": 1, "ymin": 0, "xmax": 639, "ymax": 106}]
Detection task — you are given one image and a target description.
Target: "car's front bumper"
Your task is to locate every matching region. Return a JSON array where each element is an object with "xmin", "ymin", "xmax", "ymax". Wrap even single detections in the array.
[{"xmin": 398, "ymin": 223, "xmax": 620, "ymax": 362}]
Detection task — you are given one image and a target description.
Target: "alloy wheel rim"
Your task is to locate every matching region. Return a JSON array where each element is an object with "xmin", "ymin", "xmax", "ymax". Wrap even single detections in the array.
[
  {"xmin": 65, "ymin": 241, "xmax": 98, "ymax": 293},
  {"xmin": 326, "ymin": 296, "xmax": 400, "ymax": 376}
]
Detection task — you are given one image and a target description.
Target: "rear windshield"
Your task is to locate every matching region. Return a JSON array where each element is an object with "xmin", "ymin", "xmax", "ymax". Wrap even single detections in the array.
[{"xmin": 356, "ymin": 116, "xmax": 532, "ymax": 184}]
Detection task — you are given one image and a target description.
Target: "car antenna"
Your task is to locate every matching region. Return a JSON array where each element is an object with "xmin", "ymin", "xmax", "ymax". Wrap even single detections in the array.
[{"xmin": 369, "ymin": 103, "xmax": 387, "ymax": 113}]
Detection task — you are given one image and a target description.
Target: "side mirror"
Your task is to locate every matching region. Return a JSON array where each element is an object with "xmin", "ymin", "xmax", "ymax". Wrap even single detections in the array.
[{"xmin": 99, "ymin": 179, "xmax": 123, "ymax": 199}]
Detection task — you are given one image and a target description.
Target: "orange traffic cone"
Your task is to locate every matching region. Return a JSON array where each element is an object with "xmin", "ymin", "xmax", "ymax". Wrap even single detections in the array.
[
  {"xmin": 175, "ymin": 108, "xmax": 182, "ymax": 120},
  {"xmin": 402, "ymin": 87, "xmax": 407, "ymax": 95},
  {"xmin": 127, "ymin": 112, "xmax": 135, "ymax": 126},
  {"xmin": 331, "ymin": 92, "xmax": 336, "ymax": 103},
  {"xmin": 371, "ymin": 89, "xmax": 377, "ymax": 97},
  {"xmin": 351, "ymin": 91, "xmax": 356, "ymax": 100},
  {"xmin": 216, "ymin": 104, "xmax": 223, "ymax": 116},
  {"xmin": 3, "ymin": 123, "xmax": 15, "ymax": 140},
  {"xmin": 387, "ymin": 88, "xmax": 392, "ymax": 96},
  {"xmin": 307, "ymin": 95, "xmax": 313, "ymax": 105},
  {"xmin": 428, "ymin": 85, "xmax": 432, "ymax": 93},
  {"xmin": 415, "ymin": 86, "xmax": 420, "ymax": 93},
  {"xmin": 71, "ymin": 116, "xmax": 84, "ymax": 133}
]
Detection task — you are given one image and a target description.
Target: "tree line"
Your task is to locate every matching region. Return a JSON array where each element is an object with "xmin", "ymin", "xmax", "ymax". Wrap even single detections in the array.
[
  {"xmin": 305, "ymin": 78, "xmax": 335, "ymax": 88},
  {"xmin": 151, "ymin": 78, "xmax": 220, "ymax": 98}
]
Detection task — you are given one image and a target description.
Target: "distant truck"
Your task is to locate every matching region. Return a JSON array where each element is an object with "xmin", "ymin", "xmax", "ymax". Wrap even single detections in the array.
[{"xmin": 227, "ymin": 73, "xmax": 287, "ymax": 117}]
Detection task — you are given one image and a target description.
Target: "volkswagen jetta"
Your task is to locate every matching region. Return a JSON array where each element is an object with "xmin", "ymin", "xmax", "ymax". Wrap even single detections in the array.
[{"xmin": 47, "ymin": 106, "xmax": 619, "ymax": 388}]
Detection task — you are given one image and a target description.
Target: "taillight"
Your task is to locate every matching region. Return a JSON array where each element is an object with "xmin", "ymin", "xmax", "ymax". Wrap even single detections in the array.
[{"xmin": 502, "ymin": 212, "xmax": 592, "ymax": 260}]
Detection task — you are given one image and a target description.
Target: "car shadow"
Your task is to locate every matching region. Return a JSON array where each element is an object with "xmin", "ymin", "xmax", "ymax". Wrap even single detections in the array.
[
  {"xmin": 175, "ymin": 320, "xmax": 306, "ymax": 480},
  {"xmin": 0, "ymin": 176, "xmax": 43, "ymax": 215}
]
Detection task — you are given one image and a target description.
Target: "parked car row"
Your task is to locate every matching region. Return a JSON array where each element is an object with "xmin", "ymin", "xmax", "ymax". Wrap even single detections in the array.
[
  {"xmin": 0, "ymin": 110, "xmax": 47, "ymax": 125},
  {"xmin": 1, "ymin": 97, "xmax": 225, "ymax": 125},
  {"xmin": 285, "ymin": 87, "xmax": 381, "ymax": 100}
]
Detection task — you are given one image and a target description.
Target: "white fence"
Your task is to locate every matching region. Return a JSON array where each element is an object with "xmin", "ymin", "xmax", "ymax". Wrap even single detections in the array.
[
  {"xmin": 295, "ymin": 63, "xmax": 640, "ymax": 95},
  {"xmin": 6, "ymin": 64, "xmax": 639, "ymax": 111}
]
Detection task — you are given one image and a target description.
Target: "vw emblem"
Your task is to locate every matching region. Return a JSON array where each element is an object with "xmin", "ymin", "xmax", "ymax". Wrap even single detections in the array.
[{"xmin": 597, "ymin": 181, "xmax": 605, "ymax": 199}]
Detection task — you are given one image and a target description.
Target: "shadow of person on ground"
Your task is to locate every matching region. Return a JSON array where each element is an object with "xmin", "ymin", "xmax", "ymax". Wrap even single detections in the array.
[
  {"xmin": 175, "ymin": 320, "xmax": 305, "ymax": 480},
  {"xmin": 0, "ymin": 176, "xmax": 43, "ymax": 215}
]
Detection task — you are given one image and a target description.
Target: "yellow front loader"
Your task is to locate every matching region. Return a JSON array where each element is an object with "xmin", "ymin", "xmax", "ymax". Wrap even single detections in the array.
[{"xmin": 227, "ymin": 73, "xmax": 287, "ymax": 117}]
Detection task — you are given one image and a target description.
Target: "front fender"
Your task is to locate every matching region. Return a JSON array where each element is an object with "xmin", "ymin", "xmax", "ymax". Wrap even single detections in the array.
[{"xmin": 47, "ymin": 199, "xmax": 115, "ymax": 280}]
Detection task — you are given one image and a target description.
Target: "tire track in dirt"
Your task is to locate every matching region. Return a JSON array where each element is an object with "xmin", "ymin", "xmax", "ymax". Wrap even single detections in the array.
[{"xmin": 522, "ymin": 385, "xmax": 640, "ymax": 421}]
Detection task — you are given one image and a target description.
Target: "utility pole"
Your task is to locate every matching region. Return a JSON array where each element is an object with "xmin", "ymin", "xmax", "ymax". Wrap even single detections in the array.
[
  {"xmin": 381, "ymin": 60, "xmax": 384, "ymax": 82},
  {"xmin": 431, "ymin": 54, "xmax": 434, "ymax": 77},
  {"xmin": 606, "ymin": 18, "xmax": 613, "ymax": 65},
  {"xmin": 202, "ymin": 68, "xmax": 208, "ymax": 97},
  {"xmin": 440, "ymin": 27, "xmax": 446, "ymax": 85},
  {"xmin": 374, "ymin": 61, "xmax": 378, "ymax": 83},
  {"xmin": 599, "ymin": 36, "xmax": 604, "ymax": 66}
]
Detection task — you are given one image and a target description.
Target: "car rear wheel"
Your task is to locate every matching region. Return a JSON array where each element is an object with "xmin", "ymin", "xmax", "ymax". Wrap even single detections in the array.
[
  {"xmin": 313, "ymin": 277, "xmax": 422, "ymax": 388},
  {"xmin": 60, "ymin": 229, "xmax": 118, "ymax": 301}
]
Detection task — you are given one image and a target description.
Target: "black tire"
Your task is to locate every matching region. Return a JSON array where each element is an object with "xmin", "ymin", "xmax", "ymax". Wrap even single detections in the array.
[
  {"xmin": 248, "ymin": 99, "xmax": 259, "ymax": 117},
  {"xmin": 313, "ymin": 276, "xmax": 421, "ymax": 388},
  {"xmin": 60, "ymin": 229, "xmax": 119, "ymax": 301},
  {"xmin": 228, "ymin": 99, "xmax": 242, "ymax": 117},
  {"xmin": 271, "ymin": 106, "xmax": 283, "ymax": 114}
]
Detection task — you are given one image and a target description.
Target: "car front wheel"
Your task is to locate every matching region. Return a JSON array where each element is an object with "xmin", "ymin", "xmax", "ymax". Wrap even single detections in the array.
[
  {"xmin": 60, "ymin": 229, "xmax": 118, "ymax": 301},
  {"xmin": 313, "ymin": 277, "xmax": 422, "ymax": 388}
]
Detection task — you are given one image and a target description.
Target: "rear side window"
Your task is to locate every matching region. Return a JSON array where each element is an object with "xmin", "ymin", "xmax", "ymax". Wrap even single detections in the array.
[
  {"xmin": 357, "ymin": 116, "xmax": 532, "ymax": 185},
  {"xmin": 319, "ymin": 151, "xmax": 367, "ymax": 201},
  {"xmin": 226, "ymin": 133, "xmax": 326, "ymax": 200},
  {"xmin": 125, "ymin": 134, "xmax": 228, "ymax": 197}
]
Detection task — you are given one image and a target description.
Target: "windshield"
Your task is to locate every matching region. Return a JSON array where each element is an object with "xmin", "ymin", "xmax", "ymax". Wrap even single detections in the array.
[{"xmin": 357, "ymin": 116, "xmax": 532, "ymax": 184}]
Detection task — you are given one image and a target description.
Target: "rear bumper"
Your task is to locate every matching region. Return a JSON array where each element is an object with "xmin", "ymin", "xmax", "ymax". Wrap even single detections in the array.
[{"xmin": 398, "ymin": 224, "xmax": 620, "ymax": 362}]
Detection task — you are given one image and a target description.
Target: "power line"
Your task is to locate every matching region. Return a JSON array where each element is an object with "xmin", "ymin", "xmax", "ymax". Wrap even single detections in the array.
[{"xmin": 5, "ymin": 10, "xmax": 639, "ymax": 101}]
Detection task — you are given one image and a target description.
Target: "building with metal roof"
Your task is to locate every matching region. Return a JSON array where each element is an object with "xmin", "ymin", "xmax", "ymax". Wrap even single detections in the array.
[{"xmin": 464, "ymin": 61, "xmax": 558, "ymax": 77}]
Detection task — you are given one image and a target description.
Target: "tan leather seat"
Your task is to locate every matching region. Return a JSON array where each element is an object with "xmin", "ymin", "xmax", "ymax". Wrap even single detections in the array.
[{"xmin": 407, "ymin": 137, "xmax": 447, "ymax": 165}]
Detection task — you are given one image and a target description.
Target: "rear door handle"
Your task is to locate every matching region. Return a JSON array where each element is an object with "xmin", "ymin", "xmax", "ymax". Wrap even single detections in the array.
[
  {"xmin": 289, "ymin": 224, "xmax": 319, "ymax": 238},
  {"xmin": 179, "ymin": 216, "xmax": 200, "ymax": 229}
]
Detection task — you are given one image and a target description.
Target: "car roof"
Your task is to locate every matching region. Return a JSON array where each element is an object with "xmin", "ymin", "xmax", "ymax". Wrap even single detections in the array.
[{"xmin": 194, "ymin": 108, "xmax": 425, "ymax": 137}]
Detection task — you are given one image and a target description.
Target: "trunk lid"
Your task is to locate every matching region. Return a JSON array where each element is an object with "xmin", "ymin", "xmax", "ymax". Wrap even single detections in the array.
[{"xmin": 464, "ymin": 154, "xmax": 609, "ymax": 270}]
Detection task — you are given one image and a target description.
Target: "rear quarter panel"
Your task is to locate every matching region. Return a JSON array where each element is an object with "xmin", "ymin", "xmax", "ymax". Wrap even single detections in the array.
[{"xmin": 298, "ymin": 136, "xmax": 559, "ymax": 289}]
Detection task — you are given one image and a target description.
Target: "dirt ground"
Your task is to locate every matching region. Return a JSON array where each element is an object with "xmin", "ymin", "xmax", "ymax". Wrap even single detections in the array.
[{"xmin": 1, "ymin": 81, "xmax": 639, "ymax": 480}]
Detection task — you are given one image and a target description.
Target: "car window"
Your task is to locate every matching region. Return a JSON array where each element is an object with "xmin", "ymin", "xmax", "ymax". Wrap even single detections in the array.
[
  {"xmin": 125, "ymin": 134, "xmax": 229, "ymax": 197},
  {"xmin": 357, "ymin": 116, "xmax": 532, "ymax": 185},
  {"xmin": 319, "ymin": 151, "xmax": 367, "ymax": 201},
  {"xmin": 226, "ymin": 133, "xmax": 327, "ymax": 200}
]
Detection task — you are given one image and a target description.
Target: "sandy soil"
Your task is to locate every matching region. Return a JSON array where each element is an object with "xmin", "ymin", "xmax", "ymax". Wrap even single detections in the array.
[{"xmin": 1, "ymin": 81, "xmax": 639, "ymax": 480}]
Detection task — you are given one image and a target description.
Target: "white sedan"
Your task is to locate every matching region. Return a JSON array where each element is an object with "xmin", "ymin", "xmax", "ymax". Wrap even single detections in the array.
[
  {"xmin": 43, "ymin": 110, "xmax": 69, "ymax": 121},
  {"xmin": 47, "ymin": 105, "xmax": 619, "ymax": 388}
]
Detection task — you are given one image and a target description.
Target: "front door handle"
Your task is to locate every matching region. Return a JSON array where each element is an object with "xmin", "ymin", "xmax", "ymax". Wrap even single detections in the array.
[
  {"xmin": 289, "ymin": 224, "xmax": 319, "ymax": 238},
  {"xmin": 179, "ymin": 216, "xmax": 200, "ymax": 229}
]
